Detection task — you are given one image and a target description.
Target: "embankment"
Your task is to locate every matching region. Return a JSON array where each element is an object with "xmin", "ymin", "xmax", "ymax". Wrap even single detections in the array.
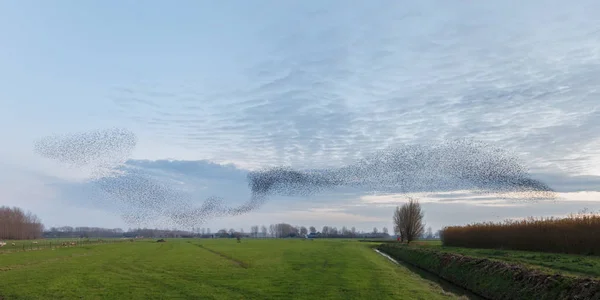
[{"xmin": 377, "ymin": 244, "xmax": 600, "ymax": 300}]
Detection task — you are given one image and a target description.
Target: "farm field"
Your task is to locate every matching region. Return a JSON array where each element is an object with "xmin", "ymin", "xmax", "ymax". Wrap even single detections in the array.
[
  {"xmin": 0, "ymin": 239, "xmax": 470, "ymax": 300},
  {"xmin": 407, "ymin": 242, "xmax": 600, "ymax": 279}
]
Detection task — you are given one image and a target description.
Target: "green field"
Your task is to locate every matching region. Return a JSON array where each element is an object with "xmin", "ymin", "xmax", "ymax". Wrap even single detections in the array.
[
  {"xmin": 0, "ymin": 239, "xmax": 471, "ymax": 299},
  {"xmin": 412, "ymin": 242, "xmax": 600, "ymax": 278}
]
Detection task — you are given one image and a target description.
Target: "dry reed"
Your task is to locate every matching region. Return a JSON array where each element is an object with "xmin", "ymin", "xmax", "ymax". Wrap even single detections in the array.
[{"xmin": 441, "ymin": 214, "xmax": 600, "ymax": 255}]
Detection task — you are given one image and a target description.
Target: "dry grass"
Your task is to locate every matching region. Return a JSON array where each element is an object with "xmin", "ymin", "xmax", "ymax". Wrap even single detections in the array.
[{"xmin": 441, "ymin": 214, "xmax": 600, "ymax": 255}]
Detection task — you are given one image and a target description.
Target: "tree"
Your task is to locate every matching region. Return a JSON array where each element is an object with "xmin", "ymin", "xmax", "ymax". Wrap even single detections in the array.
[
  {"xmin": 382, "ymin": 227, "xmax": 388, "ymax": 235},
  {"xmin": 269, "ymin": 224, "xmax": 275, "ymax": 238},
  {"xmin": 393, "ymin": 198, "xmax": 425, "ymax": 244},
  {"xmin": 300, "ymin": 226, "xmax": 308, "ymax": 236},
  {"xmin": 251, "ymin": 225, "xmax": 259, "ymax": 238},
  {"xmin": 372, "ymin": 227, "xmax": 378, "ymax": 234},
  {"xmin": 0, "ymin": 206, "xmax": 44, "ymax": 240},
  {"xmin": 351, "ymin": 227, "xmax": 356, "ymax": 237},
  {"xmin": 330, "ymin": 227, "xmax": 338, "ymax": 236},
  {"xmin": 260, "ymin": 225, "xmax": 267, "ymax": 238},
  {"xmin": 341, "ymin": 226, "xmax": 349, "ymax": 236},
  {"xmin": 217, "ymin": 229, "xmax": 228, "ymax": 238},
  {"xmin": 309, "ymin": 226, "xmax": 316, "ymax": 234},
  {"xmin": 425, "ymin": 227, "xmax": 433, "ymax": 239},
  {"xmin": 322, "ymin": 226, "xmax": 330, "ymax": 237}
]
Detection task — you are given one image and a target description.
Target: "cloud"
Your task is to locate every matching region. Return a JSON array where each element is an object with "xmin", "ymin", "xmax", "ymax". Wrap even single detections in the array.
[
  {"xmin": 4, "ymin": 1, "xmax": 600, "ymax": 230},
  {"xmin": 102, "ymin": 1, "xmax": 600, "ymax": 178}
]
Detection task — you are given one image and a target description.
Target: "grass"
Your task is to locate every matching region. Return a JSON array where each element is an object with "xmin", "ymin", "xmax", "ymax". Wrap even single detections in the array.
[
  {"xmin": 412, "ymin": 242, "xmax": 600, "ymax": 279},
  {"xmin": 0, "ymin": 238, "xmax": 468, "ymax": 299},
  {"xmin": 377, "ymin": 243, "xmax": 600, "ymax": 300}
]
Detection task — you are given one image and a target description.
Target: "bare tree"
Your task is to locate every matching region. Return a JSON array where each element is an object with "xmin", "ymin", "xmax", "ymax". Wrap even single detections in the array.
[
  {"xmin": 330, "ymin": 227, "xmax": 338, "ymax": 236},
  {"xmin": 0, "ymin": 206, "xmax": 44, "ymax": 240},
  {"xmin": 260, "ymin": 225, "xmax": 267, "ymax": 238},
  {"xmin": 269, "ymin": 224, "xmax": 275, "ymax": 238},
  {"xmin": 372, "ymin": 227, "xmax": 378, "ymax": 234},
  {"xmin": 425, "ymin": 227, "xmax": 433, "ymax": 239},
  {"xmin": 251, "ymin": 225, "xmax": 259, "ymax": 238},
  {"xmin": 300, "ymin": 226, "xmax": 308, "ymax": 236},
  {"xmin": 309, "ymin": 226, "xmax": 316, "ymax": 234},
  {"xmin": 382, "ymin": 227, "xmax": 388, "ymax": 235},
  {"xmin": 393, "ymin": 198, "xmax": 425, "ymax": 244}
]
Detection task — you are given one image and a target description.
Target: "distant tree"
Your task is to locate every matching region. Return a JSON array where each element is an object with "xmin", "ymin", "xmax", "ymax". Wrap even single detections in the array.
[
  {"xmin": 217, "ymin": 229, "xmax": 228, "ymax": 238},
  {"xmin": 260, "ymin": 225, "xmax": 267, "ymax": 238},
  {"xmin": 309, "ymin": 226, "xmax": 317, "ymax": 234},
  {"xmin": 382, "ymin": 227, "xmax": 389, "ymax": 235},
  {"xmin": 300, "ymin": 226, "xmax": 308, "ymax": 236},
  {"xmin": 372, "ymin": 227, "xmax": 378, "ymax": 234},
  {"xmin": 274, "ymin": 223, "xmax": 296, "ymax": 237},
  {"xmin": 393, "ymin": 198, "xmax": 425, "ymax": 244},
  {"xmin": 351, "ymin": 227, "xmax": 356, "ymax": 237},
  {"xmin": 228, "ymin": 228, "xmax": 235, "ymax": 237},
  {"xmin": 341, "ymin": 226, "xmax": 348, "ymax": 236},
  {"xmin": 251, "ymin": 225, "xmax": 259, "ymax": 238},
  {"xmin": 269, "ymin": 224, "xmax": 275, "ymax": 238},
  {"xmin": 425, "ymin": 227, "xmax": 433, "ymax": 239},
  {"xmin": 322, "ymin": 226, "xmax": 330, "ymax": 237},
  {"xmin": 330, "ymin": 227, "xmax": 338, "ymax": 236}
]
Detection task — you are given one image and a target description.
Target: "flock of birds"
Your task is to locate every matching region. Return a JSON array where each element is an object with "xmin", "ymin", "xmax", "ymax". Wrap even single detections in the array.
[{"xmin": 34, "ymin": 128, "xmax": 556, "ymax": 228}]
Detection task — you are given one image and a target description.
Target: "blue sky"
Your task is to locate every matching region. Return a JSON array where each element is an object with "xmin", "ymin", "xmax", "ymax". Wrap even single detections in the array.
[{"xmin": 1, "ymin": 1, "xmax": 600, "ymax": 232}]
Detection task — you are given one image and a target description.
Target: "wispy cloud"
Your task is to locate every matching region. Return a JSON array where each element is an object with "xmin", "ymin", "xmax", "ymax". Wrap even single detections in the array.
[
  {"xmin": 105, "ymin": 1, "xmax": 600, "ymax": 177},
  {"xmin": 2, "ymin": 1, "xmax": 600, "ymax": 229}
]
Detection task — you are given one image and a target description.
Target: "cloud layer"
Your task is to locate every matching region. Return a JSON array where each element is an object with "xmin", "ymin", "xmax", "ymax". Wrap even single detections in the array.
[
  {"xmin": 3, "ymin": 1, "xmax": 600, "ymax": 230},
  {"xmin": 105, "ymin": 1, "xmax": 600, "ymax": 177}
]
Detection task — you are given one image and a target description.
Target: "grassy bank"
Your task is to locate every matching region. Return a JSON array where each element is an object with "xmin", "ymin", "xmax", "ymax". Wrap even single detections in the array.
[
  {"xmin": 415, "ymin": 243, "xmax": 600, "ymax": 279},
  {"xmin": 377, "ymin": 243, "xmax": 600, "ymax": 300},
  {"xmin": 0, "ymin": 239, "xmax": 465, "ymax": 299}
]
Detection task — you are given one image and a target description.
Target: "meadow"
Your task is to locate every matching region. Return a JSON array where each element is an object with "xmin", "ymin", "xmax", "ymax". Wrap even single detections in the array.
[{"xmin": 0, "ymin": 238, "xmax": 471, "ymax": 300}]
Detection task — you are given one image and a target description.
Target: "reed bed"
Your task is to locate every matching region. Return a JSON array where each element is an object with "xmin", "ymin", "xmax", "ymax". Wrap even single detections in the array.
[{"xmin": 441, "ymin": 214, "xmax": 600, "ymax": 255}]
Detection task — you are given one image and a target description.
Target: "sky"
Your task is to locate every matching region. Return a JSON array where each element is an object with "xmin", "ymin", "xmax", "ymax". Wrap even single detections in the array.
[{"xmin": 1, "ymin": 1, "xmax": 600, "ymax": 233}]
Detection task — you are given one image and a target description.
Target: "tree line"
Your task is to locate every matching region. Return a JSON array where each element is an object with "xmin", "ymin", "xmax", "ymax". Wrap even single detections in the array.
[
  {"xmin": 2, "ymin": 200, "xmax": 436, "ymax": 242},
  {"xmin": 0, "ymin": 206, "xmax": 44, "ymax": 240}
]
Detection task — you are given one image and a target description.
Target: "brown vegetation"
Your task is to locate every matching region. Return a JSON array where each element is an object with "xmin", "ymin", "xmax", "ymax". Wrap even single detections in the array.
[
  {"xmin": 0, "ymin": 206, "xmax": 44, "ymax": 240},
  {"xmin": 441, "ymin": 214, "xmax": 600, "ymax": 255}
]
